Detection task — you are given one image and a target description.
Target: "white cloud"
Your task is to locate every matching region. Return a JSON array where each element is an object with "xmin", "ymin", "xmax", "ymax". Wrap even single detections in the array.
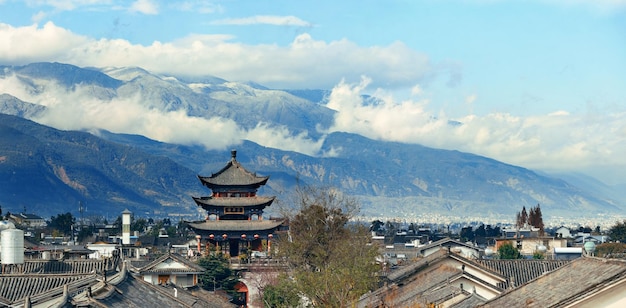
[
  {"xmin": 322, "ymin": 77, "xmax": 626, "ymax": 182},
  {"xmin": 212, "ymin": 15, "xmax": 313, "ymax": 27},
  {"xmin": 0, "ymin": 22, "xmax": 88, "ymax": 63},
  {"xmin": 0, "ymin": 23, "xmax": 436, "ymax": 90}
]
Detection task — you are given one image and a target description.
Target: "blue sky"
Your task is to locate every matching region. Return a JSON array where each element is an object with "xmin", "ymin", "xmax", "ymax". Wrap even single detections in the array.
[{"xmin": 1, "ymin": 0, "xmax": 625, "ymax": 184}]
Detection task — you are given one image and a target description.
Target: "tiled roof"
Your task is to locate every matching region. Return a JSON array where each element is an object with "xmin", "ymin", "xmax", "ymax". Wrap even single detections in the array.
[
  {"xmin": 416, "ymin": 237, "xmax": 483, "ymax": 254},
  {"xmin": 87, "ymin": 267, "xmax": 235, "ymax": 307},
  {"xmin": 187, "ymin": 219, "xmax": 285, "ymax": 232},
  {"xmin": 192, "ymin": 196, "xmax": 275, "ymax": 207},
  {"xmin": 482, "ymin": 257, "xmax": 626, "ymax": 307},
  {"xmin": 137, "ymin": 253, "xmax": 206, "ymax": 274},
  {"xmin": 473, "ymin": 259, "xmax": 570, "ymax": 289},
  {"xmin": 198, "ymin": 151, "xmax": 269, "ymax": 187},
  {"xmin": 452, "ymin": 292, "xmax": 489, "ymax": 308},
  {"xmin": 0, "ymin": 274, "xmax": 96, "ymax": 304},
  {"xmin": 14, "ymin": 259, "xmax": 113, "ymax": 275},
  {"xmin": 357, "ymin": 263, "xmax": 466, "ymax": 307},
  {"xmin": 386, "ymin": 249, "xmax": 449, "ymax": 282}
]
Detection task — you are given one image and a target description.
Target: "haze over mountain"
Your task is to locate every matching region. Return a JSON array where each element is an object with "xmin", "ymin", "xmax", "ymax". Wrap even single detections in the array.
[{"xmin": 0, "ymin": 62, "xmax": 624, "ymax": 222}]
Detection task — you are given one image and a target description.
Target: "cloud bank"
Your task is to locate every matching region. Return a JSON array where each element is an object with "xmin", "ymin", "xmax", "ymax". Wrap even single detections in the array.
[
  {"xmin": 324, "ymin": 78, "xmax": 626, "ymax": 183},
  {"xmin": 0, "ymin": 22, "xmax": 435, "ymax": 90},
  {"xmin": 0, "ymin": 21, "xmax": 624, "ymax": 185}
]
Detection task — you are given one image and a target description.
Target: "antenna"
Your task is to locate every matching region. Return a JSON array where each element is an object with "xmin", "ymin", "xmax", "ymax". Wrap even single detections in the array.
[{"xmin": 78, "ymin": 201, "xmax": 85, "ymax": 228}]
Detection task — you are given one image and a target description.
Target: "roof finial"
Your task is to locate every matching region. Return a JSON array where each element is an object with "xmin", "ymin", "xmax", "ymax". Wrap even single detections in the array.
[{"xmin": 231, "ymin": 149, "xmax": 237, "ymax": 160}]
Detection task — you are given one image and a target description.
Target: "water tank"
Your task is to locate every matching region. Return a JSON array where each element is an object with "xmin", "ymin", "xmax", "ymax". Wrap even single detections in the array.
[
  {"xmin": 537, "ymin": 245, "xmax": 547, "ymax": 253},
  {"xmin": 484, "ymin": 248, "xmax": 494, "ymax": 256},
  {"xmin": 0, "ymin": 221, "xmax": 15, "ymax": 231},
  {"xmin": 584, "ymin": 241, "xmax": 596, "ymax": 254},
  {"xmin": 1, "ymin": 228, "xmax": 25, "ymax": 265}
]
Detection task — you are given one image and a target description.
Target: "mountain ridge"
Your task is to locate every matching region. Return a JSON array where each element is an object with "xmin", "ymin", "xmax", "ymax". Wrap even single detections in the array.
[{"xmin": 0, "ymin": 62, "xmax": 624, "ymax": 221}]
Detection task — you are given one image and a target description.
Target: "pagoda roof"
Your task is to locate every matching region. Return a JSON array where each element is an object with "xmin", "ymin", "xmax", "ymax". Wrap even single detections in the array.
[
  {"xmin": 193, "ymin": 196, "xmax": 275, "ymax": 208},
  {"xmin": 199, "ymin": 150, "xmax": 269, "ymax": 187},
  {"xmin": 187, "ymin": 219, "xmax": 284, "ymax": 232}
]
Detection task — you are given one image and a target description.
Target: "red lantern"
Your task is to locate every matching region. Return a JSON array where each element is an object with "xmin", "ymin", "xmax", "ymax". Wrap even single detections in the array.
[
  {"xmin": 222, "ymin": 234, "xmax": 228, "ymax": 240},
  {"xmin": 254, "ymin": 234, "xmax": 259, "ymax": 239},
  {"xmin": 268, "ymin": 234, "xmax": 273, "ymax": 239},
  {"xmin": 209, "ymin": 234, "xmax": 214, "ymax": 239},
  {"xmin": 241, "ymin": 234, "xmax": 247, "ymax": 239}
]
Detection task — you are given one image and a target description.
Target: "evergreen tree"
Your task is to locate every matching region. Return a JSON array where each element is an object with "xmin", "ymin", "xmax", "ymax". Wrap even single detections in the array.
[
  {"xmin": 608, "ymin": 220, "xmax": 626, "ymax": 243},
  {"xmin": 498, "ymin": 242, "xmax": 523, "ymax": 259}
]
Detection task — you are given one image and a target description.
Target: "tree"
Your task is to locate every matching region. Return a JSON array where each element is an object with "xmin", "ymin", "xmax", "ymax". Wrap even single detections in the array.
[
  {"xmin": 498, "ymin": 242, "xmax": 522, "ymax": 259},
  {"xmin": 275, "ymin": 186, "xmax": 380, "ymax": 307},
  {"xmin": 262, "ymin": 274, "xmax": 301, "ymax": 308},
  {"xmin": 516, "ymin": 206, "xmax": 528, "ymax": 228},
  {"xmin": 49, "ymin": 212, "xmax": 76, "ymax": 235},
  {"xmin": 460, "ymin": 226, "xmax": 474, "ymax": 242},
  {"xmin": 527, "ymin": 204, "xmax": 545, "ymax": 235},
  {"xmin": 197, "ymin": 254, "xmax": 238, "ymax": 292},
  {"xmin": 595, "ymin": 242, "xmax": 626, "ymax": 258},
  {"xmin": 608, "ymin": 220, "xmax": 626, "ymax": 243}
]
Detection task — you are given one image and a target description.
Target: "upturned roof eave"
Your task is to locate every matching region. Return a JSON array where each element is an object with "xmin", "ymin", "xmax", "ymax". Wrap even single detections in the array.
[{"xmin": 192, "ymin": 196, "xmax": 276, "ymax": 208}]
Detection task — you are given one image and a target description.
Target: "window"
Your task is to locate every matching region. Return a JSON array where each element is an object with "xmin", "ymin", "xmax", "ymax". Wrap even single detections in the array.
[{"xmin": 224, "ymin": 207, "xmax": 244, "ymax": 214}]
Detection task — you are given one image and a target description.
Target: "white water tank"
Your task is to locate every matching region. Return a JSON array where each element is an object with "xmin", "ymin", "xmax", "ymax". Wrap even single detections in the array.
[{"xmin": 1, "ymin": 228, "xmax": 25, "ymax": 265}]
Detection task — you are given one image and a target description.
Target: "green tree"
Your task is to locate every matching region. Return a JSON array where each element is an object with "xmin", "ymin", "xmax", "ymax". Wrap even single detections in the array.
[
  {"xmin": 49, "ymin": 212, "xmax": 76, "ymax": 235},
  {"xmin": 262, "ymin": 275, "xmax": 301, "ymax": 308},
  {"xmin": 276, "ymin": 186, "xmax": 380, "ymax": 307},
  {"xmin": 197, "ymin": 254, "xmax": 238, "ymax": 292},
  {"xmin": 131, "ymin": 217, "xmax": 148, "ymax": 233},
  {"xmin": 608, "ymin": 220, "xmax": 626, "ymax": 243},
  {"xmin": 498, "ymin": 242, "xmax": 523, "ymax": 259}
]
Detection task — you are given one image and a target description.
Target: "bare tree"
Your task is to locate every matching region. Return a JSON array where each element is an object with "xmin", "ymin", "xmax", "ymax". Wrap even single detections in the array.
[{"xmin": 273, "ymin": 186, "xmax": 380, "ymax": 307}]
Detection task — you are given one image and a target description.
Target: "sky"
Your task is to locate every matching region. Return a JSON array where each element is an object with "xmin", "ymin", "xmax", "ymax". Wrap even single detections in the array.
[{"xmin": 0, "ymin": 0, "xmax": 625, "ymax": 185}]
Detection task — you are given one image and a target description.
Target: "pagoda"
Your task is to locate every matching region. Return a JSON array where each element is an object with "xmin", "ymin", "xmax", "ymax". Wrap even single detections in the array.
[{"xmin": 187, "ymin": 150, "xmax": 283, "ymax": 257}]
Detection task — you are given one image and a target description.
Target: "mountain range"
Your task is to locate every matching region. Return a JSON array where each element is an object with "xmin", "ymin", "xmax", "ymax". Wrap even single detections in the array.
[{"xmin": 0, "ymin": 62, "xmax": 624, "ymax": 222}]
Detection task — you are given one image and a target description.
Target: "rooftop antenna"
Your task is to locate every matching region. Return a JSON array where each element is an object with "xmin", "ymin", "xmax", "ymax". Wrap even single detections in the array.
[{"xmin": 78, "ymin": 201, "xmax": 85, "ymax": 228}]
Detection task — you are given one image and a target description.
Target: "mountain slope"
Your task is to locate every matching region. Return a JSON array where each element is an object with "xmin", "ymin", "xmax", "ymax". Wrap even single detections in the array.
[
  {"xmin": 0, "ymin": 62, "xmax": 624, "ymax": 221},
  {"xmin": 0, "ymin": 114, "xmax": 204, "ymax": 218}
]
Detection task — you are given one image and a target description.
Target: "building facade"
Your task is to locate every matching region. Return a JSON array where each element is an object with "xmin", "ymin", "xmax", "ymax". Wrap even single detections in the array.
[{"xmin": 187, "ymin": 150, "xmax": 284, "ymax": 257}]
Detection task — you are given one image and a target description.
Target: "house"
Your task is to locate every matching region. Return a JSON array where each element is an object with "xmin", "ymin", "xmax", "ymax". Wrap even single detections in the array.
[
  {"xmin": 416, "ymin": 237, "xmax": 483, "ymax": 259},
  {"xmin": 131, "ymin": 252, "xmax": 206, "ymax": 288},
  {"xmin": 494, "ymin": 236, "xmax": 568, "ymax": 258},
  {"xmin": 357, "ymin": 248, "xmax": 572, "ymax": 307},
  {"xmin": 357, "ymin": 249, "xmax": 504, "ymax": 308},
  {"xmin": 0, "ymin": 252, "xmax": 234, "ymax": 307},
  {"xmin": 9, "ymin": 213, "xmax": 47, "ymax": 228},
  {"xmin": 481, "ymin": 257, "xmax": 626, "ymax": 307},
  {"xmin": 555, "ymin": 226, "xmax": 572, "ymax": 238}
]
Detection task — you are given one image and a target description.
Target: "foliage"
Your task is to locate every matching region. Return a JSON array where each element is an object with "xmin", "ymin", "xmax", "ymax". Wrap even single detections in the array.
[
  {"xmin": 515, "ymin": 204, "xmax": 544, "ymax": 235},
  {"xmin": 262, "ymin": 275, "xmax": 301, "ymax": 308},
  {"xmin": 532, "ymin": 252, "xmax": 545, "ymax": 259},
  {"xmin": 77, "ymin": 225, "xmax": 96, "ymax": 242},
  {"xmin": 460, "ymin": 226, "xmax": 474, "ymax": 242},
  {"xmin": 197, "ymin": 254, "xmax": 238, "ymax": 292},
  {"xmin": 498, "ymin": 242, "xmax": 523, "ymax": 259},
  {"xmin": 608, "ymin": 220, "xmax": 626, "ymax": 243},
  {"xmin": 276, "ymin": 186, "xmax": 380, "ymax": 307},
  {"xmin": 49, "ymin": 212, "xmax": 76, "ymax": 235},
  {"xmin": 595, "ymin": 242, "xmax": 626, "ymax": 258}
]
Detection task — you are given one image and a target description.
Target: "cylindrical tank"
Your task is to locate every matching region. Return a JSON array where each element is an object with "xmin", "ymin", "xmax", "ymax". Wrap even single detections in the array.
[{"xmin": 1, "ymin": 228, "xmax": 25, "ymax": 265}]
